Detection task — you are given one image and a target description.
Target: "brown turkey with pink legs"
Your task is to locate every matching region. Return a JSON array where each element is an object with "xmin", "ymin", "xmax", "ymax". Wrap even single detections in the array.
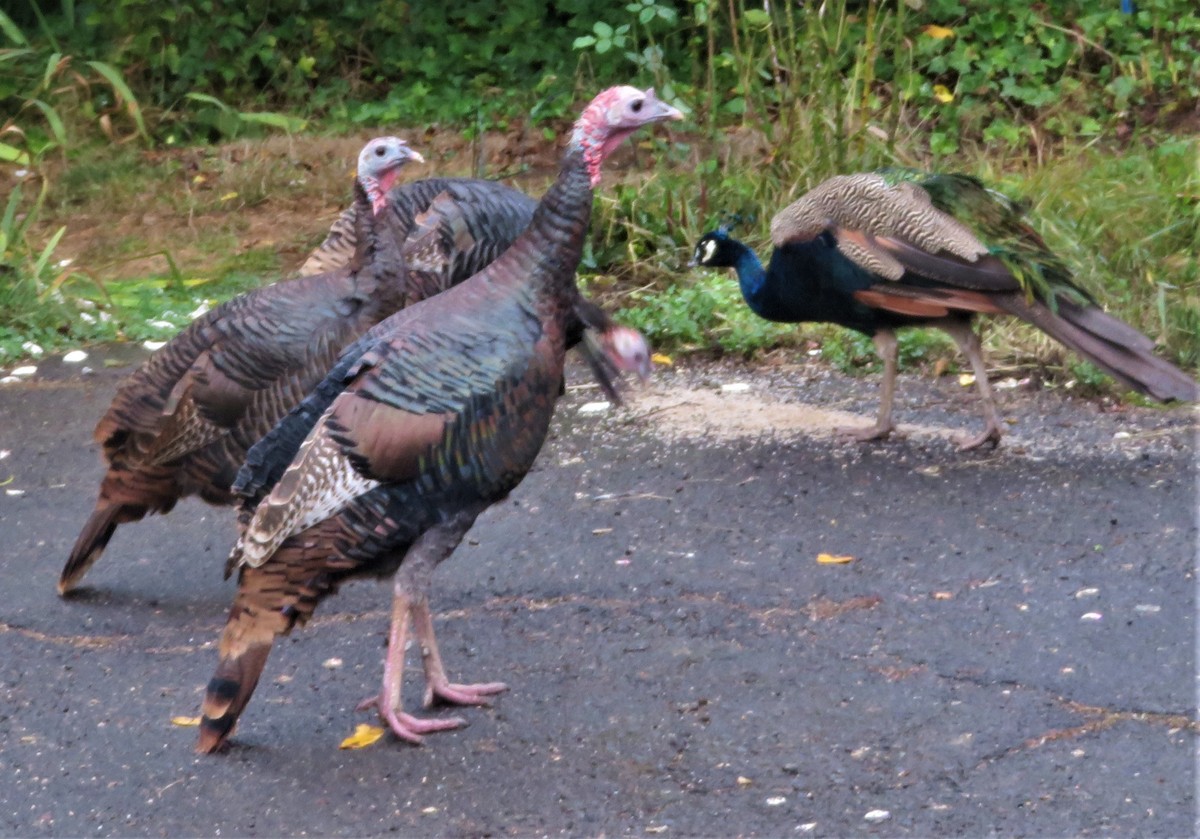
[{"xmin": 197, "ymin": 86, "xmax": 683, "ymax": 752}]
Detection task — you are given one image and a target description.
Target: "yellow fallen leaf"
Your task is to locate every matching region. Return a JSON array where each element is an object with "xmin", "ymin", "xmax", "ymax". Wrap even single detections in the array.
[
  {"xmin": 220, "ymin": 191, "xmax": 239, "ymax": 202},
  {"xmin": 339, "ymin": 723, "xmax": 385, "ymax": 749},
  {"xmin": 923, "ymin": 24, "xmax": 955, "ymax": 39},
  {"xmin": 170, "ymin": 716, "xmax": 201, "ymax": 727},
  {"xmin": 817, "ymin": 553, "xmax": 854, "ymax": 564},
  {"xmin": 958, "ymin": 373, "xmax": 976, "ymax": 386},
  {"xmin": 191, "ymin": 173, "xmax": 208, "ymax": 185},
  {"xmin": 933, "ymin": 84, "xmax": 955, "ymax": 104},
  {"xmin": 651, "ymin": 353, "xmax": 674, "ymax": 366}
]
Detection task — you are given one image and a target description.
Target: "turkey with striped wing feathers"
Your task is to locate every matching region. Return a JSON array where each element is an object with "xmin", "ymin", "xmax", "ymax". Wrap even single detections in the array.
[
  {"xmin": 298, "ymin": 177, "xmax": 652, "ymax": 398},
  {"xmin": 691, "ymin": 170, "xmax": 1197, "ymax": 449},
  {"xmin": 197, "ymin": 86, "xmax": 683, "ymax": 753},
  {"xmin": 61, "ymin": 146, "xmax": 649, "ymax": 596},
  {"xmin": 60, "ymin": 138, "xmax": 421, "ymax": 595}
]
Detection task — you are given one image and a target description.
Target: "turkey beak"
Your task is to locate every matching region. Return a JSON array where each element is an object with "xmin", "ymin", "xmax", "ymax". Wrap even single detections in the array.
[
  {"xmin": 640, "ymin": 88, "xmax": 685, "ymax": 124},
  {"xmin": 406, "ymin": 148, "xmax": 426, "ymax": 165}
]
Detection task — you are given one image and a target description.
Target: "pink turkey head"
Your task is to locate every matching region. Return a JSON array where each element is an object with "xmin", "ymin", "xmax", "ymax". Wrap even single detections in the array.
[
  {"xmin": 571, "ymin": 87, "xmax": 684, "ymax": 187},
  {"xmin": 357, "ymin": 137, "xmax": 424, "ymax": 215},
  {"xmin": 601, "ymin": 325, "xmax": 653, "ymax": 382}
]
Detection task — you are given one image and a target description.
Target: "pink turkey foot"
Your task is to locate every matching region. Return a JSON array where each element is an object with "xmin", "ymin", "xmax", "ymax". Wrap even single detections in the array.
[
  {"xmin": 835, "ymin": 422, "xmax": 898, "ymax": 443},
  {"xmin": 424, "ymin": 678, "xmax": 508, "ymax": 709},
  {"xmin": 954, "ymin": 424, "xmax": 1003, "ymax": 451},
  {"xmin": 356, "ymin": 694, "xmax": 466, "ymax": 745}
]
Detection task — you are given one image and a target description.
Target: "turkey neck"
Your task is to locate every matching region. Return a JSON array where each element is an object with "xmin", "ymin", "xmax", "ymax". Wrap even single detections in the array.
[
  {"xmin": 348, "ymin": 181, "xmax": 408, "ymax": 314},
  {"xmin": 484, "ymin": 146, "xmax": 594, "ymax": 339}
]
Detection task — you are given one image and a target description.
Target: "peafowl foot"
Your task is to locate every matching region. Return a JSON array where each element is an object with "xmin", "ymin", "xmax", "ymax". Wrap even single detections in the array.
[
  {"xmin": 835, "ymin": 422, "xmax": 898, "ymax": 444},
  {"xmin": 356, "ymin": 694, "xmax": 466, "ymax": 745},
  {"xmin": 423, "ymin": 678, "xmax": 508, "ymax": 710},
  {"xmin": 954, "ymin": 424, "xmax": 1003, "ymax": 451}
]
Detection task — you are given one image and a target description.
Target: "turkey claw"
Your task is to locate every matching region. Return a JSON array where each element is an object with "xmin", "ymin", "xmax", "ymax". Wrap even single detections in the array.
[
  {"xmin": 357, "ymin": 695, "xmax": 466, "ymax": 744},
  {"xmin": 424, "ymin": 680, "xmax": 508, "ymax": 709}
]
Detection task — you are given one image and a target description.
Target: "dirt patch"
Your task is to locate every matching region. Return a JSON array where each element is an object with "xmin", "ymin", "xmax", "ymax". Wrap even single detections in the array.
[{"xmin": 620, "ymin": 380, "xmax": 955, "ymax": 442}]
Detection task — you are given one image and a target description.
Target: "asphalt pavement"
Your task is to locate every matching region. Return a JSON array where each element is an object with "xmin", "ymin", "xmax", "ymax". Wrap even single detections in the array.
[{"xmin": 0, "ymin": 348, "xmax": 1195, "ymax": 837}]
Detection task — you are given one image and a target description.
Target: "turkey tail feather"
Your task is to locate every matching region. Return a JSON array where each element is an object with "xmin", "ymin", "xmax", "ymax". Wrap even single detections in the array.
[
  {"xmin": 1001, "ymin": 295, "xmax": 1198, "ymax": 403},
  {"xmin": 197, "ymin": 639, "xmax": 273, "ymax": 753},
  {"xmin": 59, "ymin": 503, "xmax": 124, "ymax": 595}
]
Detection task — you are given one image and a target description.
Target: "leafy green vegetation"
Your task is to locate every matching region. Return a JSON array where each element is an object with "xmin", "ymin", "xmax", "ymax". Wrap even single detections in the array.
[{"xmin": 0, "ymin": 0, "xmax": 1197, "ymax": 396}]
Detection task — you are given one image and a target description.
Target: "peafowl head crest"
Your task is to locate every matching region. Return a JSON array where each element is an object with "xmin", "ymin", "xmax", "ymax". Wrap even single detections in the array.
[
  {"xmin": 572, "ymin": 86, "xmax": 683, "ymax": 187},
  {"xmin": 356, "ymin": 137, "xmax": 424, "ymax": 215},
  {"xmin": 690, "ymin": 212, "xmax": 755, "ymax": 267}
]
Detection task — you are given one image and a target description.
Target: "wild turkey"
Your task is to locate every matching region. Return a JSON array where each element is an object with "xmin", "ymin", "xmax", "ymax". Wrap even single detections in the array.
[
  {"xmin": 60, "ymin": 138, "xmax": 422, "ymax": 595},
  {"xmin": 691, "ymin": 170, "xmax": 1197, "ymax": 449},
  {"xmin": 61, "ymin": 149, "xmax": 649, "ymax": 595},
  {"xmin": 197, "ymin": 86, "xmax": 683, "ymax": 753},
  {"xmin": 297, "ymin": 177, "xmax": 651, "ymax": 397}
]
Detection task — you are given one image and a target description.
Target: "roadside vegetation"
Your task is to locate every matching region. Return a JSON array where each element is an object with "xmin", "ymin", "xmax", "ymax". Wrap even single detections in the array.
[{"xmin": 2, "ymin": 1, "xmax": 1197, "ymax": 393}]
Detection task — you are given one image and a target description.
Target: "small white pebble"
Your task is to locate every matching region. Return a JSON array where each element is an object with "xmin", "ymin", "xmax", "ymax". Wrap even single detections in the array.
[
  {"xmin": 149, "ymin": 320, "xmax": 176, "ymax": 330},
  {"xmin": 766, "ymin": 796, "xmax": 787, "ymax": 807},
  {"xmin": 1080, "ymin": 612, "xmax": 1103, "ymax": 621},
  {"xmin": 1074, "ymin": 587, "xmax": 1100, "ymax": 598},
  {"xmin": 79, "ymin": 312, "xmax": 97, "ymax": 324},
  {"xmin": 578, "ymin": 401, "xmax": 610, "ymax": 414},
  {"xmin": 63, "ymin": 350, "xmax": 88, "ymax": 363},
  {"xmin": 14, "ymin": 168, "xmax": 29, "ymax": 178},
  {"xmin": 10, "ymin": 366, "xmax": 37, "ymax": 377},
  {"xmin": 796, "ymin": 824, "xmax": 817, "ymax": 833},
  {"xmin": 5, "ymin": 489, "xmax": 25, "ymax": 497},
  {"xmin": 1072, "ymin": 749, "xmax": 1086, "ymax": 757},
  {"xmin": 0, "ymin": 377, "xmax": 19, "ymax": 385},
  {"xmin": 721, "ymin": 382, "xmax": 751, "ymax": 393},
  {"xmin": 322, "ymin": 657, "xmax": 343, "ymax": 669},
  {"xmin": 188, "ymin": 301, "xmax": 212, "ymax": 319},
  {"xmin": 1112, "ymin": 431, "xmax": 1131, "ymax": 440},
  {"xmin": 0, "ymin": 450, "xmax": 9, "ymax": 459},
  {"xmin": 21, "ymin": 342, "xmax": 43, "ymax": 357},
  {"xmin": 143, "ymin": 340, "xmax": 167, "ymax": 351},
  {"xmin": 56, "ymin": 258, "xmax": 73, "ymax": 269},
  {"xmin": 864, "ymin": 809, "xmax": 890, "ymax": 823},
  {"xmin": 1134, "ymin": 604, "xmax": 1161, "ymax": 614},
  {"xmin": 994, "ymin": 377, "xmax": 1020, "ymax": 390}
]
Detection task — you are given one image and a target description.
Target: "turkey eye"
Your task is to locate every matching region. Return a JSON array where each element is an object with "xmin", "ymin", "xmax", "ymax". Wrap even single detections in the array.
[
  {"xmin": 630, "ymin": 99, "xmax": 643, "ymax": 113},
  {"xmin": 374, "ymin": 146, "xmax": 387, "ymax": 157}
]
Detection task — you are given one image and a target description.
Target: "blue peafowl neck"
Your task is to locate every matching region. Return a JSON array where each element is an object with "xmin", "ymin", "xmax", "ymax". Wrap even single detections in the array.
[{"xmin": 724, "ymin": 238, "xmax": 772, "ymax": 315}]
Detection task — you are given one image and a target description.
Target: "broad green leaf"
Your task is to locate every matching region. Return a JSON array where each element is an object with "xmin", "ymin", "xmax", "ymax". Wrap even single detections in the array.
[
  {"xmin": 0, "ymin": 141, "xmax": 29, "ymax": 165},
  {"xmin": 239, "ymin": 112, "xmax": 307, "ymax": 133},
  {"xmin": 30, "ymin": 99, "xmax": 67, "ymax": 146},
  {"xmin": 40, "ymin": 51, "xmax": 63, "ymax": 92},
  {"xmin": 0, "ymin": 10, "xmax": 29, "ymax": 46},
  {"xmin": 32, "ymin": 225, "xmax": 66, "ymax": 281},
  {"xmin": 86, "ymin": 60, "xmax": 149, "ymax": 139},
  {"xmin": 184, "ymin": 91, "xmax": 232, "ymax": 112}
]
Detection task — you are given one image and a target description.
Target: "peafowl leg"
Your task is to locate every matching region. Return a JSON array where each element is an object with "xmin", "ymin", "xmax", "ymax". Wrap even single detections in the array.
[
  {"xmin": 356, "ymin": 575, "xmax": 465, "ymax": 744},
  {"xmin": 411, "ymin": 596, "xmax": 508, "ymax": 709},
  {"xmin": 838, "ymin": 329, "xmax": 900, "ymax": 442},
  {"xmin": 942, "ymin": 320, "xmax": 1004, "ymax": 450}
]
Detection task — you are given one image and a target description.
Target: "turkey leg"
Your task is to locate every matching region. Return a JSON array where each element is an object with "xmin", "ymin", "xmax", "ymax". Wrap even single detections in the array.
[{"xmin": 356, "ymin": 577, "xmax": 465, "ymax": 744}]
